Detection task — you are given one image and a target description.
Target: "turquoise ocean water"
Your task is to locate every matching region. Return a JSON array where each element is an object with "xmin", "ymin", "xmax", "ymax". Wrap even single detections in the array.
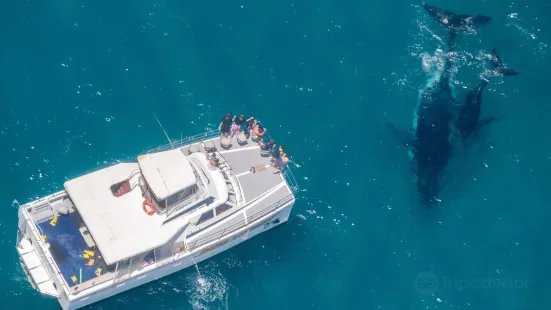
[{"xmin": 1, "ymin": 0, "xmax": 549, "ymax": 309}]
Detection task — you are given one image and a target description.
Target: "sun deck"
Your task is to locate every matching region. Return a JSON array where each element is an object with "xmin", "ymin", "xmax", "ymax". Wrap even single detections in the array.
[{"xmin": 36, "ymin": 213, "xmax": 110, "ymax": 287}]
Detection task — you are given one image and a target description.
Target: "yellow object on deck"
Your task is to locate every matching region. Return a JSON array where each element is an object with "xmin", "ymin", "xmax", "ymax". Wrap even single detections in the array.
[
  {"xmin": 41, "ymin": 235, "xmax": 47, "ymax": 242},
  {"xmin": 80, "ymin": 254, "xmax": 90, "ymax": 259},
  {"xmin": 85, "ymin": 259, "xmax": 94, "ymax": 266},
  {"xmin": 71, "ymin": 276, "xmax": 77, "ymax": 284},
  {"xmin": 49, "ymin": 217, "xmax": 58, "ymax": 227},
  {"xmin": 84, "ymin": 250, "xmax": 95, "ymax": 256},
  {"xmin": 95, "ymin": 268, "xmax": 102, "ymax": 277}
]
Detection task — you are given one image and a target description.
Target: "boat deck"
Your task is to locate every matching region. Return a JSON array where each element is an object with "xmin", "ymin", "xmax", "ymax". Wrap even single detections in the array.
[
  {"xmin": 37, "ymin": 212, "xmax": 108, "ymax": 287},
  {"xmin": 179, "ymin": 134, "xmax": 292, "ymax": 204}
]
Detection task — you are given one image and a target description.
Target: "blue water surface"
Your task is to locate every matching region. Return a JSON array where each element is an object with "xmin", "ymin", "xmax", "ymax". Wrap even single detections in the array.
[{"xmin": 0, "ymin": 0, "xmax": 550, "ymax": 309}]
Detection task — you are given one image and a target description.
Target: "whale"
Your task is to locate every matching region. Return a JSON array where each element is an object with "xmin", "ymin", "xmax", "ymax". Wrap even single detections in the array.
[
  {"xmin": 455, "ymin": 48, "xmax": 518, "ymax": 141},
  {"xmin": 411, "ymin": 3, "xmax": 492, "ymax": 207}
]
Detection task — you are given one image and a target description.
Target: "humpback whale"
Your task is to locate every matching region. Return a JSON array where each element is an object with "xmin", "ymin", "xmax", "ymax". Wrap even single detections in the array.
[
  {"xmin": 412, "ymin": 3, "xmax": 492, "ymax": 207},
  {"xmin": 455, "ymin": 49, "xmax": 518, "ymax": 140}
]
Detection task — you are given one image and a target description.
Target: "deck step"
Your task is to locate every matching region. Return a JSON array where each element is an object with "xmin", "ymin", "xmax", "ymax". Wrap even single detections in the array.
[
  {"xmin": 17, "ymin": 238, "xmax": 34, "ymax": 255},
  {"xmin": 18, "ymin": 239, "xmax": 59, "ymax": 298},
  {"xmin": 37, "ymin": 281, "xmax": 58, "ymax": 297},
  {"xmin": 21, "ymin": 251, "xmax": 41, "ymax": 270},
  {"xmin": 30, "ymin": 266, "xmax": 50, "ymax": 283}
]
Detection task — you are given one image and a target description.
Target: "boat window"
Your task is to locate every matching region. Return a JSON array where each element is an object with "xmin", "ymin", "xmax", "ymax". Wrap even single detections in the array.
[
  {"xmin": 215, "ymin": 204, "xmax": 232, "ymax": 215},
  {"xmin": 196, "ymin": 209, "xmax": 214, "ymax": 225},
  {"xmin": 160, "ymin": 185, "xmax": 198, "ymax": 208}
]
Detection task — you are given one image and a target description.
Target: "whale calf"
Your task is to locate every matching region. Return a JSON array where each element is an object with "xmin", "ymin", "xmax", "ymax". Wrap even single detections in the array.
[{"xmin": 455, "ymin": 49, "xmax": 518, "ymax": 140}]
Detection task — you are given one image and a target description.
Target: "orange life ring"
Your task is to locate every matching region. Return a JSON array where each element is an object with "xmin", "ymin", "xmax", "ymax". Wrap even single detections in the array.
[{"xmin": 142, "ymin": 200, "xmax": 155, "ymax": 216}]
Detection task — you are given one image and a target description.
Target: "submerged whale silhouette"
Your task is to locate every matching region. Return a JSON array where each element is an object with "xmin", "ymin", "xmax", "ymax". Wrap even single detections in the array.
[
  {"xmin": 455, "ymin": 48, "xmax": 518, "ymax": 141},
  {"xmin": 411, "ymin": 3, "xmax": 492, "ymax": 207}
]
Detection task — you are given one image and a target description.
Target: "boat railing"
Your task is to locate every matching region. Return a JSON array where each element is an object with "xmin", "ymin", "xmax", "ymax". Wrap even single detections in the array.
[
  {"xmin": 186, "ymin": 193, "xmax": 295, "ymax": 252},
  {"xmin": 146, "ymin": 130, "xmax": 219, "ymax": 153},
  {"xmin": 215, "ymin": 150, "xmax": 244, "ymax": 203},
  {"xmin": 124, "ymin": 168, "xmax": 141, "ymax": 180},
  {"xmin": 281, "ymin": 166, "xmax": 299, "ymax": 194},
  {"xmin": 23, "ymin": 215, "xmax": 72, "ymax": 295},
  {"xmin": 259, "ymin": 131, "xmax": 300, "ymax": 194}
]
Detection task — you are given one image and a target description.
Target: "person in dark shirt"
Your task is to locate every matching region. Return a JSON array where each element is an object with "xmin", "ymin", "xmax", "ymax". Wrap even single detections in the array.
[
  {"xmin": 270, "ymin": 145, "xmax": 285, "ymax": 163},
  {"xmin": 261, "ymin": 139, "xmax": 275, "ymax": 151},
  {"xmin": 219, "ymin": 114, "xmax": 232, "ymax": 138},
  {"xmin": 231, "ymin": 114, "xmax": 245, "ymax": 137}
]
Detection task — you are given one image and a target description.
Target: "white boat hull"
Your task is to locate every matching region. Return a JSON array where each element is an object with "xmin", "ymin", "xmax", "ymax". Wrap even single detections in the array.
[{"xmin": 57, "ymin": 202, "xmax": 293, "ymax": 310}]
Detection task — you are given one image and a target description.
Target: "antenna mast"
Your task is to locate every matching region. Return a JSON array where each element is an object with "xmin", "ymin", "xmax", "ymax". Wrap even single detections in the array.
[{"xmin": 153, "ymin": 113, "xmax": 174, "ymax": 149}]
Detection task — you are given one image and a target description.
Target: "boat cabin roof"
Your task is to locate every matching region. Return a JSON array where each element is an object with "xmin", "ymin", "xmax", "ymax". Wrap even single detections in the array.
[
  {"xmin": 63, "ymin": 148, "xmax": 228, "ymax": 265},
  {"xmin": 64, "ymin": 163, "xmax": 173, "ymax": 265},
  {"xmin": 138, "ymin": 149, "xmax": 196, "ymax": 200}
]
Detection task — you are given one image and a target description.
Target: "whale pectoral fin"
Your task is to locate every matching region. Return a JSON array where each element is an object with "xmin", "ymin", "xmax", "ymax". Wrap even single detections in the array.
[
  {"xmin": 479, "ymin": 117, "xmax": 499, "ymax": 127},
  {"xmin": 491, "ymin": 49, "xmax": 519, "ymax": 76},
  {"xmin": 423, "ymin": 2, "xmax": 456, "ymax": 24},
  {"xmin": 386, "ymin": 120, "xmax": 415, "ymax": 149},
  {"xmin": 460, "ymin": 14, "xmax": 492, "ymax": 28},
  {"xmin": 470, "ymin": 117, "xmax": 499, "ymax": 138}
]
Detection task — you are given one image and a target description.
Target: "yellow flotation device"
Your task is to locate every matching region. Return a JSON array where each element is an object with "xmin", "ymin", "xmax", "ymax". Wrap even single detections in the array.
[{"xmin": 79, "ymin": 249, "xmax": 95, "ymax": 259}]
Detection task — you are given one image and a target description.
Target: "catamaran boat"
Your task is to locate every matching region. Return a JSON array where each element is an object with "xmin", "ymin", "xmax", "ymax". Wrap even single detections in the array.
[{"xmin": 16, "ymin": 130, "xmax": 298, "ymax": 310}]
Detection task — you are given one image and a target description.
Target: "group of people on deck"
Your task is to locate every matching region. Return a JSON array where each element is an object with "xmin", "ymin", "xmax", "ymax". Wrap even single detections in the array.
[
  {"xmin": 218, "ymin": 112, "xmax": 289, "ymax": 173},
  {"xmin": 218, "ymin": 112, "xmax": 266, "ymax": 141}
]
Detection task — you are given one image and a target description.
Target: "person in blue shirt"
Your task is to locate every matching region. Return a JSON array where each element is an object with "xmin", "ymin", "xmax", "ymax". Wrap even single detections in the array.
[{"xmin": 270, "ymin": 145, "xmax": 285, "ymax": 163}]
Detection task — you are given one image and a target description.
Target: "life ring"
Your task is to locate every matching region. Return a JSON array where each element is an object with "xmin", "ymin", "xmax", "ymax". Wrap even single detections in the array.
[{"xmin": 142, "ymin": 200, "xmax": 155, "ymax": 216}]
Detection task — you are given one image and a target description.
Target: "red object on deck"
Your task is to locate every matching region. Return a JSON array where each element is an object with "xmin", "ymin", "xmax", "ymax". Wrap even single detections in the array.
[{"xmin": 114, "ymin": 180, "xmax": 130, "ymax": 197}]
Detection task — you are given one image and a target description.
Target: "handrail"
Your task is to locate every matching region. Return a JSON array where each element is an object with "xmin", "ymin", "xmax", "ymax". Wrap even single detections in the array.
[
  {"xmin": 281, "ymin": 166, "xmax": 299, "ymax": 194},
  {"xmin": 23, "ymin": 214, "xmax": 72, "ymax": 295},
  {"xmin": 145, "ymin": 131, "xmax": 219, "ymax": 154},
  {"xmin": 124, "ymin": 168, "xmax": 140, "ymax": 181},
  {"xmin": 186, "ymin": 194, "xmax": 294, "ymax": 251},
  {"xmin": 259, "ymin": 131, "xmax": 300, "ymax": 194},
  {"xmin": 214, "ymin": 151, "xmax": 243, "ymax": 202}
]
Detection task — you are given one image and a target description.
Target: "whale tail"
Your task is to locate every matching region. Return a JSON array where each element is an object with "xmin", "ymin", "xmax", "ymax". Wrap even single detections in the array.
[
  {"xmin": 423, "ymin": 3, "xmax": 491, "ymax": 32},
  {"xmin": 490, "ymin": 48, "xmax": 518, "ymax": 76}
]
